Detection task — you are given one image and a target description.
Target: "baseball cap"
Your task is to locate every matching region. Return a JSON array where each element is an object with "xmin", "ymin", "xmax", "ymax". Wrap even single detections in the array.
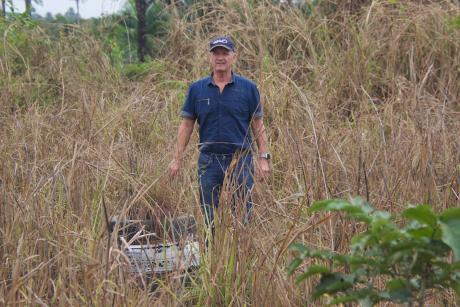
[{"xmin": 209, "ymin": 36, "xmax": 235, "ymax": 52}]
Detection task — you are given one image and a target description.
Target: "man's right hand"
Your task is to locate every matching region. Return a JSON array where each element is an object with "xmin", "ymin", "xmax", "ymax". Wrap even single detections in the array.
[{"xmin": 168, "ymin": 159, "xmax": 181, "ymax": 178}]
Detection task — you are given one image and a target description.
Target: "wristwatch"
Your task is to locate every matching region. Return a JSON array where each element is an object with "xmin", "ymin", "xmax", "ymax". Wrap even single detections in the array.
[{"xmin": 259, "ymin": 152, "xmax": 271, "ymax": 160}]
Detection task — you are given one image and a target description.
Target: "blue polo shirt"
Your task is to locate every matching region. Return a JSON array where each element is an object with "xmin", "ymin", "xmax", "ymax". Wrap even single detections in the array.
[{"xmin": 180, "ymin": 73, "xmax": 263, "ymax": 154}]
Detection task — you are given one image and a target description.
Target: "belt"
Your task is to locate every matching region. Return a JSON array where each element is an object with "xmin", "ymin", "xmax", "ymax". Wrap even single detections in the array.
[{"xmin": 201, "ymin": 148, "xmax": 251, "ymax": 156}]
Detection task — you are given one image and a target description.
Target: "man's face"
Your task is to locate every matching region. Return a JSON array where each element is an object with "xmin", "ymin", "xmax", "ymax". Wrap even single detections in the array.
[{"xmin": 209, "ymin": 47, "xmax": 236, "ymax": 74}]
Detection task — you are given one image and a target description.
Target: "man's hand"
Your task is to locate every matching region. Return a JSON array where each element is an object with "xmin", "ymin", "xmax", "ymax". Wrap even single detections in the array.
[
  {"xmin": 256, "ymin": 157, "xmax": 271, "ymax": 181},
  {"xmin": 168, "ymin": 158, "xmax": 181, "ymax": 178}
]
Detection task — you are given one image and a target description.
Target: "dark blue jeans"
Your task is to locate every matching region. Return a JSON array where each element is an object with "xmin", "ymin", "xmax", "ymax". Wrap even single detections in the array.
[{"xmin": 198, "ymin": 151, "xmax": 254, "ymax": 229}]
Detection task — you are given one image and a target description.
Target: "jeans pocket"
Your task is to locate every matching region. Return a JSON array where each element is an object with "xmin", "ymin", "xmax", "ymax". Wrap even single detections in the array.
[{"xmin": 198, "ymin": 153, "xmax": 213, "ymax": 175}]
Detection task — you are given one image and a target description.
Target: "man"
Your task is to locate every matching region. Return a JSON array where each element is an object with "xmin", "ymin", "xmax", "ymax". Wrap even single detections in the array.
[{"xmin": 168, "ymin": 36, "xmax": 270, "ymax": 229}]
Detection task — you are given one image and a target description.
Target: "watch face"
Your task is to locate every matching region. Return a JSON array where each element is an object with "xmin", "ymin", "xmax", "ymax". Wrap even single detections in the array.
[{"xmin": 260, "ymin": 153, "xmax": 271, "ymax": 159}]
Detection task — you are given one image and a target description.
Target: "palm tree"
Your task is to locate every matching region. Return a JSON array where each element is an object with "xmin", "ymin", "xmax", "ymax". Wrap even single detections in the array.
[
  {"xmin": 1, "ymin": 0, "xmax": 6, "ymax": 18},
  {"xmin": 25, "ymin": 0, "xmax": 31, "ymax": 15},
  {"xmin": 24, "ymin": 0, "xmax": 43, "ymax": 17},
  {"xmin": 135, "ymin": 0, "xmax": 155, "ymax": 62},
  {"xmin": 75, "ymin": 0, "xmax": 83, "ymax": 24}
]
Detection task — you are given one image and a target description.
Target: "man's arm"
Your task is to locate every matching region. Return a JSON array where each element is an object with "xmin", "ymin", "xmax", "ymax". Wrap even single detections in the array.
[
  {"xmin": 251, "ymin": 117, "xmax": 270, "ymax": 180},
  {"xmin": 169, "ymin": 118, "xmax": 195, "ymax": 177},
  {"xmin": 251, "ymin": 117, "xmax": 268, "ymax": 153}
]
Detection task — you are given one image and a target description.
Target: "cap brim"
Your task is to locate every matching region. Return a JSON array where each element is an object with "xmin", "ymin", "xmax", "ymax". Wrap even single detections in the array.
[{"xmin": 209, "ymin": 44, "xmax": 233, "ymax": 51}]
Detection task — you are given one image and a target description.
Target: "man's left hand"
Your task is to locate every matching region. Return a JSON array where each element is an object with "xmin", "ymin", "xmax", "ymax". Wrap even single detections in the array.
[{"xmin": 256, "ymin": 157, "xmax": 271, "ymax": 182}]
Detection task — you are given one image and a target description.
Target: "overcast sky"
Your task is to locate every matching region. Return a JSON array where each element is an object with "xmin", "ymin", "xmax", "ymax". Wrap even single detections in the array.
[{"xmin": 10, "ymin": 0, "xmax": 127, "ymax": 18}]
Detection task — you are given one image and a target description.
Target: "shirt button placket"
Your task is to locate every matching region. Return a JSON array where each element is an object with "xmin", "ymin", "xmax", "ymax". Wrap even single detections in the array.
[{"xmin": 217, "ymin": 88, "xmax": 222, "ymax": 140}]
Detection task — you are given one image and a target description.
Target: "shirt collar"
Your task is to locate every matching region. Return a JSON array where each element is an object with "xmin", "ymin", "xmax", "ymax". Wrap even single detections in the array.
[{"xmin": 207, "ymin": 72, "xmax": 236, "ymax": 86}]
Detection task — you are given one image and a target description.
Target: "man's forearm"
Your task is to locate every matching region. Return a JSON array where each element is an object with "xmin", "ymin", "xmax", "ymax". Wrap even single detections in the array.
[
  {"xmin": 251, "ymin": 118, "xmax": 268, "ymax": 153},
  {"xmin": 174, "ymin": 119, "xmax": 195, "ymax": 161}
]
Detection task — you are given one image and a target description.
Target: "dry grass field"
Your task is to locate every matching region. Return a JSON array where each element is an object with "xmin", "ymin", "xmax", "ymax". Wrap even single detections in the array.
[{"xmin": 1, "ymin": 0, "xmax": 459, "ymax": 305}]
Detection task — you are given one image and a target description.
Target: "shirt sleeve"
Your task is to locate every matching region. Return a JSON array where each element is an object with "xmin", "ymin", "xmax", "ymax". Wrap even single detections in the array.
[
  {"xmin": 180, "ymin": 85, "xmax": 196, "ymax": 119},
  {"xmin": 249, "ymin": 83, "xmax": 263, "ymax": 118}
]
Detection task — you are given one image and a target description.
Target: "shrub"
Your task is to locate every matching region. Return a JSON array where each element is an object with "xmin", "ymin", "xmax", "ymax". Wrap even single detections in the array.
[{"xmin": 288, "ymin": 197, "xmax": 460, "ymax": 306}]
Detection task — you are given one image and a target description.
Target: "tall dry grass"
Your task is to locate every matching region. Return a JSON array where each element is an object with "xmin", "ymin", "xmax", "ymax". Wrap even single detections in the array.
[{"xmin": 1, "ymin": 1, "xmax": 459, "ymax": 305}]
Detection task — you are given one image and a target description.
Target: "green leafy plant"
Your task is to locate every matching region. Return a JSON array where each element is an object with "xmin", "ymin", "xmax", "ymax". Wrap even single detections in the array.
[{"xmin": 288, "ymin": 198, "xmax": 460, "ymax": 306}]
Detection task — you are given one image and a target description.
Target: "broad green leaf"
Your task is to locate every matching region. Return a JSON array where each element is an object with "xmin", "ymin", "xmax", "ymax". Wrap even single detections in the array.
[
  {"xmin": 388, "ymin": 240, "xmax": 425, "ymax": 253},
  {"xmin": 378, "ymin": 291, "xmax": 390, "ymax": 300},
  {"xmin": 406, "ymin": 226, "xmax": 434, "ymax": 239},
  {"xmin": 309, "ymin": 199, "xmax": 354, "ymax": 213},
  {"xmin": 287, "ymin": 258, "xmax": 303, "ymax": 276},
  {"xmin": 432, "ymin": 226, "xmax": 443, "ymax": 240},
  {"xmin": 387, "ymin": 287, "xmax": 412, "ymax": 302},
  {"xmin": 313, "ymin": 273, "xmax": 353, "ymax": 299},
  {"xmin": 439, "ymin": 208, "xmax": 460, "ymax": 261},
  {"xmin": 349, "ymin": 213, "xmax": 373, "ymax": 223},
  {"xmin": 425, "ymin": 240, "xmax": 451, "ymax": 256},
  {"xmin": 350, "ymin": 268, "xmax": 370, "ymax": 282},
  {"xmin": 348, "ymin": 255, "xmax": 378, "ymax": 267},
  {"xmin": 386, "ymin": 278, "xmax": 411, "ymax": 302},
  {"xmin": 439, "ymin": 207, "xmax": 460, "ymax": 222},
  {"xmin": 309, "ymin": 199, "xmax": 372, "ymax": 223},
  {"xmin": 379, "ymin": 228, "xmax": 402, "ymax": 242},
  {"xmin": 333, "ymin": 254, "xmax": 350, "ymax": 265},
  {"xmin": 409, "ymin": 277, "xmax": 420, "ymax": 289},
  {"xmin": 295, "ymin": 265, "xmax": 330, "ymax": 284},
  {"xmin": 329, "ymin": 288, "xmax": 376, "ymax": 305},
  {"xmin": 289, "ymin": 243, "xmax": 309, "ymax": 254},
  {"xmin": 370, "ymin": 217, "xmax": 396, "ymax": 238},
  {"xmin": 452, "ymin": 272, "xmax": 460, "ymax": 283},
  {"xmin": 430, "ymin": 261, "xmax": 453, "ymax": 281},
  {"xmin": 451, "ymin": 262, "xmax": 460, "ymax": 271},
  {"xmin": 358, "ymin": 297, "xmax": 374, "ymax": 307},
  {"xmin": 431, "ymin": 259, "xmax": 453, "ymax": 271},
  {"xmin": 403, "ymin": 205, "xmax": 437, "ymax": 228},
  {"xmin": 329, "ymin": 293, "xmax": 361, "ymax": 305},
  {"xmin": 309, "ymin": 249, "xmax": 335, "ymax": 260},
  {"xmin": 452, "ymin": 281, "xmax": 460, "ymax": 297},
  {"xmin": 350, "ymin": 197, "xmax": 374, "ymax": 214},
  {"xmin": 371, "ymin": 210, "xmax": 392, "ymax": 221},
  {"xmin": 351, "ymin": 233, "xmax": 370, "ymax": 252}
]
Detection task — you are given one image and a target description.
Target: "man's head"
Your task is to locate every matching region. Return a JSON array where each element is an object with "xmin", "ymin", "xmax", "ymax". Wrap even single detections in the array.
[{"xmin": 209, "ymin": 36, "xmax": 236, "ymax": 74}]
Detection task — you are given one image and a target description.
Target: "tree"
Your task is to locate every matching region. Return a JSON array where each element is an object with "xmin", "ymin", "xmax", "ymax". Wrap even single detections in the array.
[
  {"xmin": 135, "ymin": 0, "xmax": 157, "ymax": 62},
  {"xmin": 25, "ymin": 0, "xmax": 31, "ymax": 16},
  {"xmin": 76, "ymin": 0, "xmax": 80, "ymax": 23},
  {"xmin": 45, "ymin": 12, "xmax": 53, "ymax": 21},
  {"xmin": 1, "ymin": 0, "xmax": 6, "ymax": 18},
  {"xmin": 54, "ymin": 13, "xmax": 67, "ymax": 24},
  {"xmin": 24, "ymin": 0, "xmax": 42, "ymax": 17},
  {"xmin": 64, "ymin": 7, "xmax": 77, "ymax": 23},
  {"xmin": 74, "ymin": 0, "xmax": 86, "ymax": 24}
]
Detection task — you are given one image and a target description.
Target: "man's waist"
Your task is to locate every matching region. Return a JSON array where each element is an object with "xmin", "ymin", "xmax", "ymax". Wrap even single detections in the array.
[{"xmin": 199, "ymin": 142, "xmax": 251, "ymax": 155}]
